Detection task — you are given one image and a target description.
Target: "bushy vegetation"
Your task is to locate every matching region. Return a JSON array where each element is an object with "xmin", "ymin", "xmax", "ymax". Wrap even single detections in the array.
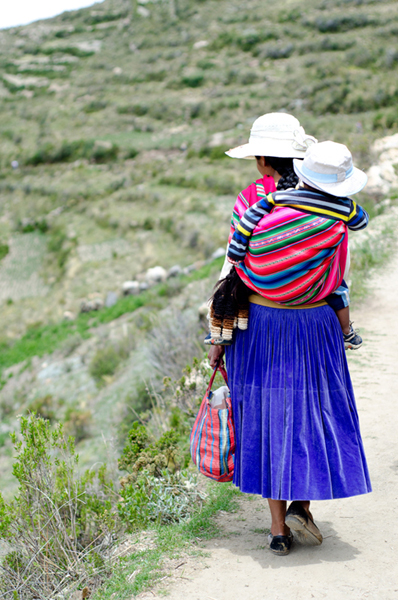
[
  {"xmin": 0, "ymin": 415, "xmax": 119, "ymax": 599},
  {"xmin": 118, "ymin": 423, "xmax": 204, "ymax": 527},
  {"xmin": 0, "ymin": 243, "xmax": 9, "ymax": 261},
  {"xmin": 89, "ymin": 344, "xmax": 128, "ymax": 385},
  {"xmin": 25, "ymin": 139, "xmax": 119, "ymax": 165},
  {"xmin": 0, "ymin": 354, "xmax": 236, "ymax": 598}
]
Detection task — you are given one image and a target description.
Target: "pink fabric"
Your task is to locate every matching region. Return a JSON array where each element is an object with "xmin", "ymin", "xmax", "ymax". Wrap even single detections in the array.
[{"xmin": 228, "ymin": 176, "xmax": 276, "ymax": 243}]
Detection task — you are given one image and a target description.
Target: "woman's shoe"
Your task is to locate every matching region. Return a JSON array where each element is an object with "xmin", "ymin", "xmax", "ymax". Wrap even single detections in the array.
[
  {"xmin": 267, "ymin": 532, "xmax": 293, "ymax": 556},
  {"xmin": 285, "ymin": 501, "xmax": 323, "ymax": 546}
]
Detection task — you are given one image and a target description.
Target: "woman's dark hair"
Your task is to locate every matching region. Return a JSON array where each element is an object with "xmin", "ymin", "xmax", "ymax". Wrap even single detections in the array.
[{"xmin": 257, "ymin": 156, "xmax": 299, "ymax": 191}]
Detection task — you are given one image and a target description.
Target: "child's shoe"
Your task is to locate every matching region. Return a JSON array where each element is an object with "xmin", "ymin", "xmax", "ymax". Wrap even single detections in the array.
[
  {"xmin": 204, "ymin": 332, "xmax": 233, "ymax": 346},
  {"xmin": 343, "ymin": 323, "xmax": 362, "ymax": 350}
]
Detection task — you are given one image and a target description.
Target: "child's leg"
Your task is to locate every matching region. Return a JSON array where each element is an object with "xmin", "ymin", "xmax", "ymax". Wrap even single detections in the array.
[
  {"xmin": 324, "ymin": 280, "xmax": 350, "ymax": 333},
  {"xmin": 325, "ymin": 281, "xmax": 362, "ymax": 349},
  {"xmin": 335, "ymin": 305, "xmax": 350, "ymax": 335}
]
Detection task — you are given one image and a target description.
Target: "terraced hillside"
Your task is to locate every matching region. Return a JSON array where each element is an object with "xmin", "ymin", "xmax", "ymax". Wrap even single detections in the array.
[{"xmin": 1, "ymin": 0, "xmax": 398, "ymax": 337}]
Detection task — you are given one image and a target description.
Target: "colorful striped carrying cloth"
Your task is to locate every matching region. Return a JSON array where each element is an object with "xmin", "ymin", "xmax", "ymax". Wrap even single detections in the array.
[{"xmin": 229, "ymin": 182, "xmax": 349, "ymax": 305}]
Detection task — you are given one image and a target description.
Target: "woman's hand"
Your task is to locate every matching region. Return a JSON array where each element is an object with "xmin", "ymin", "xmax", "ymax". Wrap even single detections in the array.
[{"xmin": 208, "ymin": 345, "xmax": 225, "ymax": 369}]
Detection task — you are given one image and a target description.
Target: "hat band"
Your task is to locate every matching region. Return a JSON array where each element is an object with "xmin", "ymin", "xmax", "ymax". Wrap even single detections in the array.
[
  {"xmin": 301, "ymin": 163, "xmax": 353, "ymax": 184},
  {"xmin": 249, "ymin": 131, "xmax": 294, "ymax": 141}
]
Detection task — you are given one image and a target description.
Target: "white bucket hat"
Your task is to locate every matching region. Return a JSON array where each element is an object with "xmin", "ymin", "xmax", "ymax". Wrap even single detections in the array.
[
  {"xmin": 293, "ymin": 141, "xmax": 368, "ymax": 197},
  {"xmin": 225, "ymin": 112, "xmax": 317, "ymax": 159}
]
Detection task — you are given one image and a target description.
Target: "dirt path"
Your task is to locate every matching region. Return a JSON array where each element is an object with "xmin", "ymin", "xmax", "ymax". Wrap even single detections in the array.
[{"xmin": 140, "ymin": 252, "xmax": 398, "ymax": 600}]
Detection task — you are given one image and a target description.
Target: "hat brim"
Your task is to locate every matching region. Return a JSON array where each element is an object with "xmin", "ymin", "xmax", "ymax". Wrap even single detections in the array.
[
  {"xmin": 226, "ymin": 139, "xmax": 310, "ymax": 160},
  {"xmin": 293, "ymin": 159, "xmax": 368, "ymax": 197}
]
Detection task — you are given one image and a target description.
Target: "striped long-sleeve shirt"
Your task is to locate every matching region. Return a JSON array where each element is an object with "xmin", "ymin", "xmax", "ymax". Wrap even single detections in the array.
[{"xmin": 228, "ymin": 187, "xmax": 369, "ymax": 263}]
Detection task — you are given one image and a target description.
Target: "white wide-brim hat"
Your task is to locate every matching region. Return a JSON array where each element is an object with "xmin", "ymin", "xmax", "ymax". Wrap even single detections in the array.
[
  {"xmin": 226, "ymin": 112, "xmax": 317, "ymax": 159},
  {"xmin": 293, "ymin": 141, "xmax": 368, "ymax": 197}
]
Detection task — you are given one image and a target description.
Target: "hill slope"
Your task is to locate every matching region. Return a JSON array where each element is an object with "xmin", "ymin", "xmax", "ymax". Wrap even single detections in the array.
[{"xmin": 1, "ymin": 0, "xmax": 398, "ymax": 337}]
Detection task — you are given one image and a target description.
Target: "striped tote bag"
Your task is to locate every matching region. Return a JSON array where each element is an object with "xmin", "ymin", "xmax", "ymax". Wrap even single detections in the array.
[{"xmin": 190, "ymin": 363, "xmax": 235, "ymax": 482}]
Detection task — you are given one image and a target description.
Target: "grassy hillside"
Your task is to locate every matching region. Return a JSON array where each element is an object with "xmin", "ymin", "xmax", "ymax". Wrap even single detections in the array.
[{"xmin": 1, "ymin": 0, "xmax": 398, "ymax": 339}]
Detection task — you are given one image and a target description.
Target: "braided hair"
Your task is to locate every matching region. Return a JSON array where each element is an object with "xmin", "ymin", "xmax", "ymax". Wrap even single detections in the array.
[
  {"xmin": 209, "ymin": 267, "xmax": 250, "ymax": 341},
  {"xmin": 261, "ymin": 156, "xmax": 299, "ymax": 191}
]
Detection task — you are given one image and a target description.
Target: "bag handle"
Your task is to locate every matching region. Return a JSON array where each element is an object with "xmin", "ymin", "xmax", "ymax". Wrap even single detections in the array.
[{"xmin": 206, "ymin": 359, "xmax": 228, "ymax": 394}]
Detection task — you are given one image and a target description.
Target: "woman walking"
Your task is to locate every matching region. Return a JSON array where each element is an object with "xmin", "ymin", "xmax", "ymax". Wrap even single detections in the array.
[{"xmin": 208, "ymin": 123, "xmax": 372, "ymax": 556}]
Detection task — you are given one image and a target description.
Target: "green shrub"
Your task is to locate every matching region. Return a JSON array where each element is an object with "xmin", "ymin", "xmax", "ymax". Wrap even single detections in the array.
[
  {"xmin": 239, "ymin": 70, "xmax": 259, "ymax": 84},
  {"xmin": 118, "ymin": 382, "xmax": 153, "ymax": 439},
  {"xmin": 211, "ymin": 28, "xmax": 277, "ymax": 52},
  {"xmin": 197, "ymin": 145, "xmax": 228, "ymax": 160},
  {"xmin": 47, "ymin": 224, "xmax": 70, "ymax": 268},
  {"xmin": 264, "ymin": 43, "xmax": 295, "ymax": 59},
  {"xmin": 28, "ymin": 394, "xmax": 61, "ymax": 423},
  {"xmin": 385, "ymin": 48, "xmax": 398, "ymax": 68},
  {"xmin": 84, "ymin": 100, "xmax": 108, "ymax": 113},
  {"xmin": 196, "ymin": 59, "xmax": 216, "ymax": 70},
  {"xmin": 64, "ymin": 406, "xmax": 92, "ymax": 442},
  {"xmin": 118, "ymin": 469, "xmax": 205, "ymax": 528},
  {"xmin": 117, "ymin": 103, "xmax": 149, "ymax": 115},
  {"xmin": 278, "ymin": 7, "xmax": 302, "ymax": 22},
  {"xmin": 25, "ymin": 140, "xmax": 89, "ymax": 165},
  {"xmin": 118, "ymin": 421, "xmax": 203, "ymax": 528},
  {"xmin": 84, "ymin": 10, "xmax": 127, "ymax": 25},
  {"xmin": 17, "ymin": 217, "xmax": 49, "ymax": 233},
  {"xmin": 148, "ymin": 102, "xmax": 182, "ymax": 121},
  {"xmin": 181, "ymin": 72, "xmax": 205, "ymax": 88},
  {"xmin": 236, "ymin": 29, "xmax": 262, "ymax": 51},
  {"xmin": 298, "ymin": 37, "xmax": 355, "ymax": 54},
  {"xmin": 314, "ymin": 13, "xmax": 375, "ymax": 32},
  {"xmin": 119, "ymin": 424, "xmax": 182, "ymax": 478},
  {"xmin": 41, "ymin": 45, "xmax": 95, "ymax": 58},
  {"xmin": 25, "ymin": 139, "xmax": 118, "ymax": 165},
  {"xmin": 91, "ymin": 141, "xmax": 119, "ymax": 163},
  {"xmin": 145, "ymin": 70, "xmax": 167, "ymax": 82},
  {"xmin": 373, "ymin": 108, "xmax": 398, "ymax": 130},
  {"xmin": 0, "ymin": 415, "xmax": 119, "ymax": 598},
  {"xmin": 345, "ymin": 45, "xmax": 381, "ymax": 68},
  {"xmin": 45, "ymin": 224, "xmax": 76, "ymax": 278},
  {"xmin": 89, "ymin": 344, "xmax": 128, "ymax": 385},
  {"xmin": 131, "ymin": 70, "xmax": 167, "ymax": 83},
  {"xmin": 125, "ymin": 147, "xmax": 139, "ymax": 159},
  {"xmin": 0, "ymin": 243, "xmax": 9, "ymax": 261}
]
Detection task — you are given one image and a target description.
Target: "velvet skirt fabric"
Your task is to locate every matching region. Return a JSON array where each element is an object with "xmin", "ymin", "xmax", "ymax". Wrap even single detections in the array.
[{"xmin": 225, "ymin": 303, "xmax": 372, "ymax": 501}]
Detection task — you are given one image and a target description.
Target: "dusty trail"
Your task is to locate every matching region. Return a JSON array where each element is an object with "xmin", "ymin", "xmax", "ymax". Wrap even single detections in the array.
[{"xmin": 140, "ymin": 251, "xmax": 398, "ymax": 600}]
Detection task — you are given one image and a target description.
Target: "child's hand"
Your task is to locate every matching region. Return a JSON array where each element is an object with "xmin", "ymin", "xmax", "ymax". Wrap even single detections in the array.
[{"xmin": 227, "ymin": 257, "xmax": 242, "ymax": 266}]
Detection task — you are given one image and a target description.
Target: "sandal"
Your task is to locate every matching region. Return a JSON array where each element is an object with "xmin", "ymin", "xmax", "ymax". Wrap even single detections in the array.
[
  {"xmin": 285, "ymin": 501, "xmax": 323, "ymax": 546},
  {"xmin": 267, "ymin": 532, "xmax": 293, "ymax": 556}
]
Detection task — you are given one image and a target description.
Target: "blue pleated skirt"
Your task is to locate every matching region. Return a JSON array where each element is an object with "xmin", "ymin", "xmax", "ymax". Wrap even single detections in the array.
[{"xmin": 225, "ymin": 303, "xmax": 372, "ymax": 501}]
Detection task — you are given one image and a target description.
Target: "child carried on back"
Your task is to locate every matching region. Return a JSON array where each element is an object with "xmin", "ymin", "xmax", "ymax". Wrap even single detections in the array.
[{"xmin": 209, "ymin": 141, "xmax": 368, "ymax": 350}]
